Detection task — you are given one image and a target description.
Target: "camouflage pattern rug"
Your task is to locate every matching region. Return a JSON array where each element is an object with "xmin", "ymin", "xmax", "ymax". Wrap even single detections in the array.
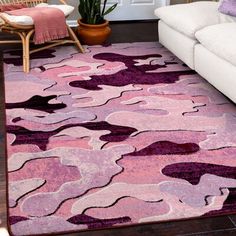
[{"xmin": 3, "ymin": 42, "xmax": 236, "ymax": 236}]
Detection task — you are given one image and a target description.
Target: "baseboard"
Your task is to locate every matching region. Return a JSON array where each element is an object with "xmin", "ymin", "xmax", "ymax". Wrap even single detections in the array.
[
  {"xmin": 110, "ymin": 19, "xmax": 158, "ymax": 24},
  {"xmin": 67, "ymin": 19, "xmax": 158, "ymax": 27},
  {"xmin": 66, "ymin": 20, "xmax": 78, "ymax": 27}
]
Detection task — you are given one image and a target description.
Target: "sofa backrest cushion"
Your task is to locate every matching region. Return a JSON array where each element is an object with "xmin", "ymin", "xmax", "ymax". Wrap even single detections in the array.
[
  {"xmin": 155, "ymin": 2, "xmax": 220, "ymax": 39},
  {"xmin": 219, "ymin": 0, "xmax": 236, "ymax": 17}
]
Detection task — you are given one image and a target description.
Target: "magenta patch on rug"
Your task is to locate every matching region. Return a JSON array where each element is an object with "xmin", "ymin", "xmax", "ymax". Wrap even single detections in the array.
[{"xmin": 3, "ymin": 42, "xmax": 236, "ymax": 236}]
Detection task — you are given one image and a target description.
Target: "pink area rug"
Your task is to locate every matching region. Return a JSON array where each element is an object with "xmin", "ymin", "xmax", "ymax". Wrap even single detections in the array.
[{"xmin": 3, "ymin": 42, "xmax": 236, "ymax": 236}]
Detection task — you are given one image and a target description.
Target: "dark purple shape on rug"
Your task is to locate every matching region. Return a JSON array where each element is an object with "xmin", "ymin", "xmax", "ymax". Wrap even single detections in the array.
[
  {"xmin": 128, "ymin": 141, "xmax": 200, "ymax": 156},
  {"xmin": 70, "ymin": 53, "xmax": 195, "ymax": 90},
  {"xmin": 3, "ymin": 49, "xmax": 56, "ymax": 66},
  {"xmin": 7, "ymin": 121, "xmax": 137, "ymax": 150},
  {"xmin": 9, "ymin": 216, "xmax": 29, "ymax": 225},
  {"xmin": 6, "ymin": 95, "xmax": 66, "ymax": 113},
  {"xmin": 7, "ymin": 125, "xmax": 53, "ymax": 151},
  {"xmin": 67, "ymin": 214, "xmax": 131, "ymax": 229},
  {"xmin": 162, "ymin": 162, "xmax": 236, "ymax": 185},
  {"xmin": 81, "ymin": 121, "xmax": 137, "ymax": 142},
  {"xmin": 205, "ymin": 188, "xmax": 236, "ymax": 216}
]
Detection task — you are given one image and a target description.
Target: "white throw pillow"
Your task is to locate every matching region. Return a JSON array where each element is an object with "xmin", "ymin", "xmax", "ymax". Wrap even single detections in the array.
[
  {"xmin": 35, "ymin": 3, "xmax": 74, "ymax": 16},
  {"xmin": 0, "ymin": 3, "xmax": 74, "ymax": 26}
]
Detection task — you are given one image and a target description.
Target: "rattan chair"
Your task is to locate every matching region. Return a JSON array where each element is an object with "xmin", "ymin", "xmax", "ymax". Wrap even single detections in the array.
[{"xmin": 0, "ymin": 0, "xmax": 84, "ymax": 72}]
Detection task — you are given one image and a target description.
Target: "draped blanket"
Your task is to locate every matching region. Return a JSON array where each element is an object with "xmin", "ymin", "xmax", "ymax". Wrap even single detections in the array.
[
  {"xmin": 0, "ymin": 3, "xmax": 27, "ymax": 12},
  {"xmin": 7, "ymin": 7, "xmax": 69, "ymax": 44}
]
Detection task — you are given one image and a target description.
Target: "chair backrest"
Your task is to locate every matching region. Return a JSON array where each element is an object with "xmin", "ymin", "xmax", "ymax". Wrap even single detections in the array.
[{"xmin": 0, "ymin": 0, "xmax": 48, "ymax": 7}]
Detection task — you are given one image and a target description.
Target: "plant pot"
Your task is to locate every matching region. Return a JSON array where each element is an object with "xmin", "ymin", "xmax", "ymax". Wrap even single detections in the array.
[{"xmin": 77, "ymin": 19, "xmax": 111, "ymax": 45}]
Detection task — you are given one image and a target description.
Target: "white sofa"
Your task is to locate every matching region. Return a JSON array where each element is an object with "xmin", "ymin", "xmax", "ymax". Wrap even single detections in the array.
[{"xmin": 155, "ymin": 1, "xmax": 236, "ymax": 103}]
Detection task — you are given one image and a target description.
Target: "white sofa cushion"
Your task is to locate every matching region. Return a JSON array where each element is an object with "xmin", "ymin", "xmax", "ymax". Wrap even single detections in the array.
[
  {"xmin": 155, "ymin": 1, "xmax": 220, "ymax": 39},
  {"xmin": 219, "ymin": 12, "xmax": 236, "ymax": 23},
  {"xmin": 0, "ymin": 3, "xmax": 74, "ymax": 26},
  {"xmin": 195, "ymin": 22, "xmax": 236, "ymax": 67},
  {"xmin": 195, "ymin": 44, "xmax": 236, "ymax": 103},
  {"xmin": 159, "ymin": 20, "xmax": 197, "ymax": 69}
]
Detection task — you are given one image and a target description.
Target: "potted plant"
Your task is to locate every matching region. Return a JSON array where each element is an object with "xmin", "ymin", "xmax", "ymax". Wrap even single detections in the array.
[{"xmin": 78, "ymin": 0, "xmax": 118, "ymax": 45}]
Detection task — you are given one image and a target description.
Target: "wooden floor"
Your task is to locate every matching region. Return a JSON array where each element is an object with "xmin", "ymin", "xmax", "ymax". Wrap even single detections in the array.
[{"xmin": 0, "ymin": 21, "xmax": 236, "ymax": 236}]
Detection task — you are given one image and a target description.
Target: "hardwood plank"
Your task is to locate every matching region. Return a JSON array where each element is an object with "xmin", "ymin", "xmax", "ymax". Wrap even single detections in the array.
[
  {"xmin": 179, "ymin": 228, "xmax": 236, "ymax": 236},
  {"xmin": 108, "ymin": 22, "xmax": 158, "ymax": 43},
  {"xmin": 228, "ymin": 215, "xmax": 236, "ymax": 227},
  {"xmin": 36, "ymin": 216, "xmax": 236, "ymax": 236}
]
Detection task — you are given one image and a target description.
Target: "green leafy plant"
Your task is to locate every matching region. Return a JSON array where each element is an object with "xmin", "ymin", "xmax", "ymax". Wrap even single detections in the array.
[{"xmin": 79, "ymin": 0, "xmax": 118, "ymax": 24}]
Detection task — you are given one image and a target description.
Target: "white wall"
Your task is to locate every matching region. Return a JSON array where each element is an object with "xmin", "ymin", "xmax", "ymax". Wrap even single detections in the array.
[
  {"xmin": 52, "ymin": 0, "xmax": 169, "ymax": 21},
  {"xmin": 51, "ymin": 0, "xmax": 79, "ymax": 20}
]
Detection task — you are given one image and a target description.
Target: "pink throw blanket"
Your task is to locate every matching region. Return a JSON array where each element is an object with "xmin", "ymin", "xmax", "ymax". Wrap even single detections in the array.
[
  {"xmin": 0, "ymin": 3, "xmax": 27, "ymax": 12},
  {"xmin": 7, "ymin": 7, "xmax": 69, "ymax": 44}
]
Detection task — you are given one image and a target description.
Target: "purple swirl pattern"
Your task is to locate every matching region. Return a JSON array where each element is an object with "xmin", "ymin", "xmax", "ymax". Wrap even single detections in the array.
[{"xmin": 3, "ymin": 42, "xmax": 236, "ymax": 236}]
